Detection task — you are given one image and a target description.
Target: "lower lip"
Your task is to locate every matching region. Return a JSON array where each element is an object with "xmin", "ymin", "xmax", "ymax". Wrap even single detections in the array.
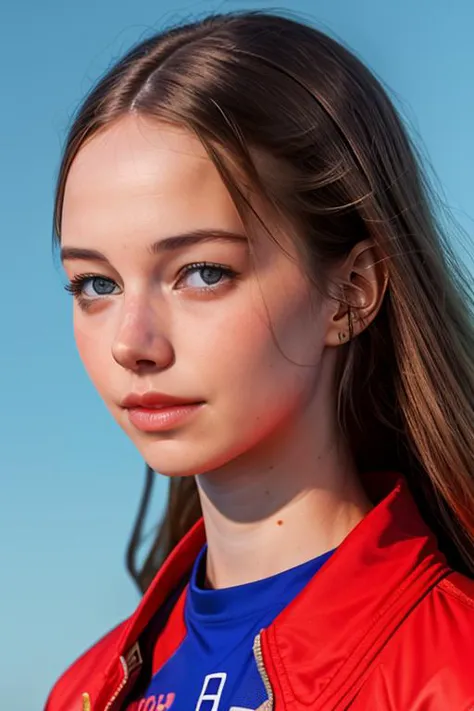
[{"xmin": 126, "ymin": 403, "xmax": 204, "ymax": 432}]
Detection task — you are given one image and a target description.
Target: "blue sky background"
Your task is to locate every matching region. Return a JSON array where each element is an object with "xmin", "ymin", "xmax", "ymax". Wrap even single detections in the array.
[{"xmin": 1, "ymin": 0, "xmax": 473, "ymax": 708}]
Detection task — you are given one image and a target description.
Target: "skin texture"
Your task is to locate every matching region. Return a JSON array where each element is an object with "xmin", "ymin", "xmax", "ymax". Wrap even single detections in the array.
[{"xmin": 61, "ymin": 114, "xmax": 386, "ymax": 587}]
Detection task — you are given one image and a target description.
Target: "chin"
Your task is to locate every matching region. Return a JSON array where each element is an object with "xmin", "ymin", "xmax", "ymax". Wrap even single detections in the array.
[
  {"xmin": 135, "ymin": 439, "xmax": 217, "ymax": 478},
  {"xmin": 136, "ymin": 434, "xmax": 248, "ymax": 479}
]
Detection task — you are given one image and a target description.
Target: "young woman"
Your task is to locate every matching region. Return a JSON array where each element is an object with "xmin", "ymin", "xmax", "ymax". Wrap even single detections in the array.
[{"xmin": 45, "ymin": 10, "xmax": 474, "ymax": 711}]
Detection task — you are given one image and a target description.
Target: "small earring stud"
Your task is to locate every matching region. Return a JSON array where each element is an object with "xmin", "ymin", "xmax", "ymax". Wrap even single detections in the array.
[{"xmin": 338, "ymin": 331, "xmax": 347, "ymax": 342}]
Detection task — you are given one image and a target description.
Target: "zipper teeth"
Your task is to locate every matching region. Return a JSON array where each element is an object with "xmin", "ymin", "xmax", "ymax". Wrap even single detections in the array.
[
  {"xmin": 253, "ymin": 632, "xmax": 274, "ymax": 708},
  {"xmin": 103, "ymin": 657, "xmax": 129, "ymax": 711}
]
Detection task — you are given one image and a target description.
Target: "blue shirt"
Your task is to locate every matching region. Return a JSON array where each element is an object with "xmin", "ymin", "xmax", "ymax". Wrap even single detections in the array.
[{"xmin": 139, "ymin": 545, "xmax": 335, "ymax": 710}]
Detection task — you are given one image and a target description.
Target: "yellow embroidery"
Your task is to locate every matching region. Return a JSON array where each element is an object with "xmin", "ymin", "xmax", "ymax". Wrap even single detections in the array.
[{"xmin": 82, "ymin": 692, "xmax": 91, "ymax": 711}]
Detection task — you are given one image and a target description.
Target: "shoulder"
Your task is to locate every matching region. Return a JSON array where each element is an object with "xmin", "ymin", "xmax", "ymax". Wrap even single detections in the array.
[
  {"xmin": 360, "ymin": 571, "xmax": 474, "ymax": 709},
  {"xmin": 408, "ymin": 570, "xmax": 474, "ymax": 666},
  {"xmin": 422, "ymin": 571, "xmax": 474, "ymax": 651},
  {"xmin": 44, "ymin": 620, "xmax": 127, "ymax": 711},
  {"xmin": 437, "ymin": 570, "xmax": 474, "ymax": 613}
]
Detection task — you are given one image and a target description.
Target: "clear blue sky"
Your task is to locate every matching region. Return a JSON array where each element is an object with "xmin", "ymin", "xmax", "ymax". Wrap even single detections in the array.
[{"xmin": 1, "ymin": 0, "xmax": 473, "ymax": 708}]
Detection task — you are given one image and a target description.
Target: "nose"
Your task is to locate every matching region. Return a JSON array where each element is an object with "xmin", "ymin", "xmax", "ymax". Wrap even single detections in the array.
[{"xmin": 111, "ymin": 297, "xmax": 174, "ymax": 373}]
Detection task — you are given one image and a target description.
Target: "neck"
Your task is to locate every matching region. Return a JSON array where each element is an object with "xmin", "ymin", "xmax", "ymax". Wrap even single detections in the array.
[{"xmin": 196, "ymin": 403, "xmax": 372, "ymax": 589}]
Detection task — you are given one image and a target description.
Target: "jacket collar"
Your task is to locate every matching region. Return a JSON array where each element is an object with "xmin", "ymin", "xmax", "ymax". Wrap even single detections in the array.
[
  {"xmin": 261, "ymin": 471, "xmax": 450, "ymax": 708},
  {"xmin": 106, "ymin": 471, "xmax": 449, "ymax": 708}
]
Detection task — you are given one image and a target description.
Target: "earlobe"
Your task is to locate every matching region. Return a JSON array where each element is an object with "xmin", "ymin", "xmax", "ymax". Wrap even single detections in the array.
[
  {"xmin": 325, "ymin": 303, "xmax": 354, "ymax": 347},
  {"xmin": 325, "ymin": 239, "xmax": 389, "ymax": 347}
]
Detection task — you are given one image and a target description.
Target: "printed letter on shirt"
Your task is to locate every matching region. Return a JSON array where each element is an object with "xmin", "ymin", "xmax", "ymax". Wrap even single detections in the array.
[{"xmin": 195, "ymin": 673, "xmax": 227, "ymax": 711}]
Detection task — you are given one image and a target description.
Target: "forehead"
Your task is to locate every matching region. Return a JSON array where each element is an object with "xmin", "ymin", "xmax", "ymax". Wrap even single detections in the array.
[{"xmin": 61, "ymin": 114, "xmax": 243, "ymax": 245}]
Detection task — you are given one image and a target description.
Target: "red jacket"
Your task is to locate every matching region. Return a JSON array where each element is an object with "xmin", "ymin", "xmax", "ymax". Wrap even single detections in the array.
[{"xmin": 45, "ymin": 472, "xmax": 474, "ymax": 711}]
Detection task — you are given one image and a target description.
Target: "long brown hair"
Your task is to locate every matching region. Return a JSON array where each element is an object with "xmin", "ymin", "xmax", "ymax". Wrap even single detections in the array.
[{"xmin": 53, "ymin": 11, "xmax": 474, "ymax": 593}]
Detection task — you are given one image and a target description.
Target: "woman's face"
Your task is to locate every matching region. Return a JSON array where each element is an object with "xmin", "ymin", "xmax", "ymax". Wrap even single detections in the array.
[{"xmin": 61, "ymin": 115, "xmax": 335, "ymax": 477}]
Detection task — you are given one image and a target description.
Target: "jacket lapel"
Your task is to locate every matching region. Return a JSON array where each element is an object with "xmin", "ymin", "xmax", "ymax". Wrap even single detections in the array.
[{"xmin": 261, "ymin": 472, "xmax": 449, "ymax": 709}]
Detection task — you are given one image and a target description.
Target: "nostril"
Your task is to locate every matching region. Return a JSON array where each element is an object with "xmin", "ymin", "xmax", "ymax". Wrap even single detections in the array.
[{"xmin": 134, "ymin": 353, "xmax": 176, "ymax": 372}]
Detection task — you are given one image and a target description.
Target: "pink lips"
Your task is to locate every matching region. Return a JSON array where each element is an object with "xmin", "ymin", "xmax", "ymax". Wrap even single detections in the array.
[{"xmin": 121, "ymin": 392, "xmax": 204, "ymax": 433}]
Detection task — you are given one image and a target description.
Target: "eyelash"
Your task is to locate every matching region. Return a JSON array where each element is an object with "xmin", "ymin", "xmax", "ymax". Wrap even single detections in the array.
[
  {"xmin": 64, "ymin": 262, "xmax": 238, "ymax": 303},
  {"xmin": 64, "ymin": 273, "xmax": 107, "ymax": 297}
]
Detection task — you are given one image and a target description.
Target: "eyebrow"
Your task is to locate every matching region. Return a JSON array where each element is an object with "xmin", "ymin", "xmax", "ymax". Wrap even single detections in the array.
[{"xmin": 60, "ymin": 229, "xmax": 248, "ymax": 264}]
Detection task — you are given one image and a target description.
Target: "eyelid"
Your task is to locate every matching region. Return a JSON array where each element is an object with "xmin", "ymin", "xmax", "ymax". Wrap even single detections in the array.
[{"xmin": 178, "ymin": 260, "xmax": 228, "ymax": 274}]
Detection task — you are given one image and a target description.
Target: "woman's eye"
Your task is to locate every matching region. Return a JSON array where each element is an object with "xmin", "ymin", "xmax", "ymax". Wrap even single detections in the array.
[
  {"xmin": 83, "ymin": 277, "xmax": 118, "ymax": 297},
  {"xmin": 66, "ymin": 275, "xmax": 119, "ymax": 299},
  {"xmin": 65, "ymin": 264, "xmax": 236, "ymax": 303},
  {"xmin": 178, "ymin": 264, "xmax": 235, "ymax": 290}
]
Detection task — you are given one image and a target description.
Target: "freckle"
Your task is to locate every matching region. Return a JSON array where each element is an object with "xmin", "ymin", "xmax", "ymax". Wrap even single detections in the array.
[
  {"xmin": 277, "ymin": 519, "xmax": 284, "ymax": 526},
  {"xmin": 264, "ymin": 489, "xmax": 270, "ymax": 496}
]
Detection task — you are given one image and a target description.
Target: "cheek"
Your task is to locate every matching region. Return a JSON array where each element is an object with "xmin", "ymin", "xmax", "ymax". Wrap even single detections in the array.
[
  {"xmin": 196, "ymin": 297, "xmax": 324, "ymax": 462},
  {"xmin": 74, "ymin": 319, "xmax": 112, "ymax": 396},
  {"xmin": 190, "ymin": 283, "xmax": 324, "ymax": 405}
]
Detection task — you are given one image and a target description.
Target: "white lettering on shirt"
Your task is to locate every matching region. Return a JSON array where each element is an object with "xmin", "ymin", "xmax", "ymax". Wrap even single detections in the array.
[{"xmin": 195, "ymin": 673, "xmax": 227, "ymax": 711}]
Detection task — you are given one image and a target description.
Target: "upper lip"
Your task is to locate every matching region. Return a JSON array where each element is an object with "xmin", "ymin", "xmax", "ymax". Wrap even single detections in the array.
[{"xmin": 121, "ymin": 392, "xmax": 202, "ymax": 409}]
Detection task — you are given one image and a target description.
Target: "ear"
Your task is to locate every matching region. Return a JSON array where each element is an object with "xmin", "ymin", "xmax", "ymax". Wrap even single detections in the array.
[{"xmin": 325, "ymin": 239, "xmax": 389, "ymax": 347}]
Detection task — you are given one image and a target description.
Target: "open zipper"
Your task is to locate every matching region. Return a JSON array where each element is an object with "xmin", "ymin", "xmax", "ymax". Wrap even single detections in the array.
[
  {"xmin": 82, "ymin": 655, "xmax": 129, "ymax": 711},
  {"xmin": 104, "ymin": 657, "xmax": 129, "ymax": 711},
  {"xmin": 253, "ymin": 632, "xmax": 274, "ymax": 710}
]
